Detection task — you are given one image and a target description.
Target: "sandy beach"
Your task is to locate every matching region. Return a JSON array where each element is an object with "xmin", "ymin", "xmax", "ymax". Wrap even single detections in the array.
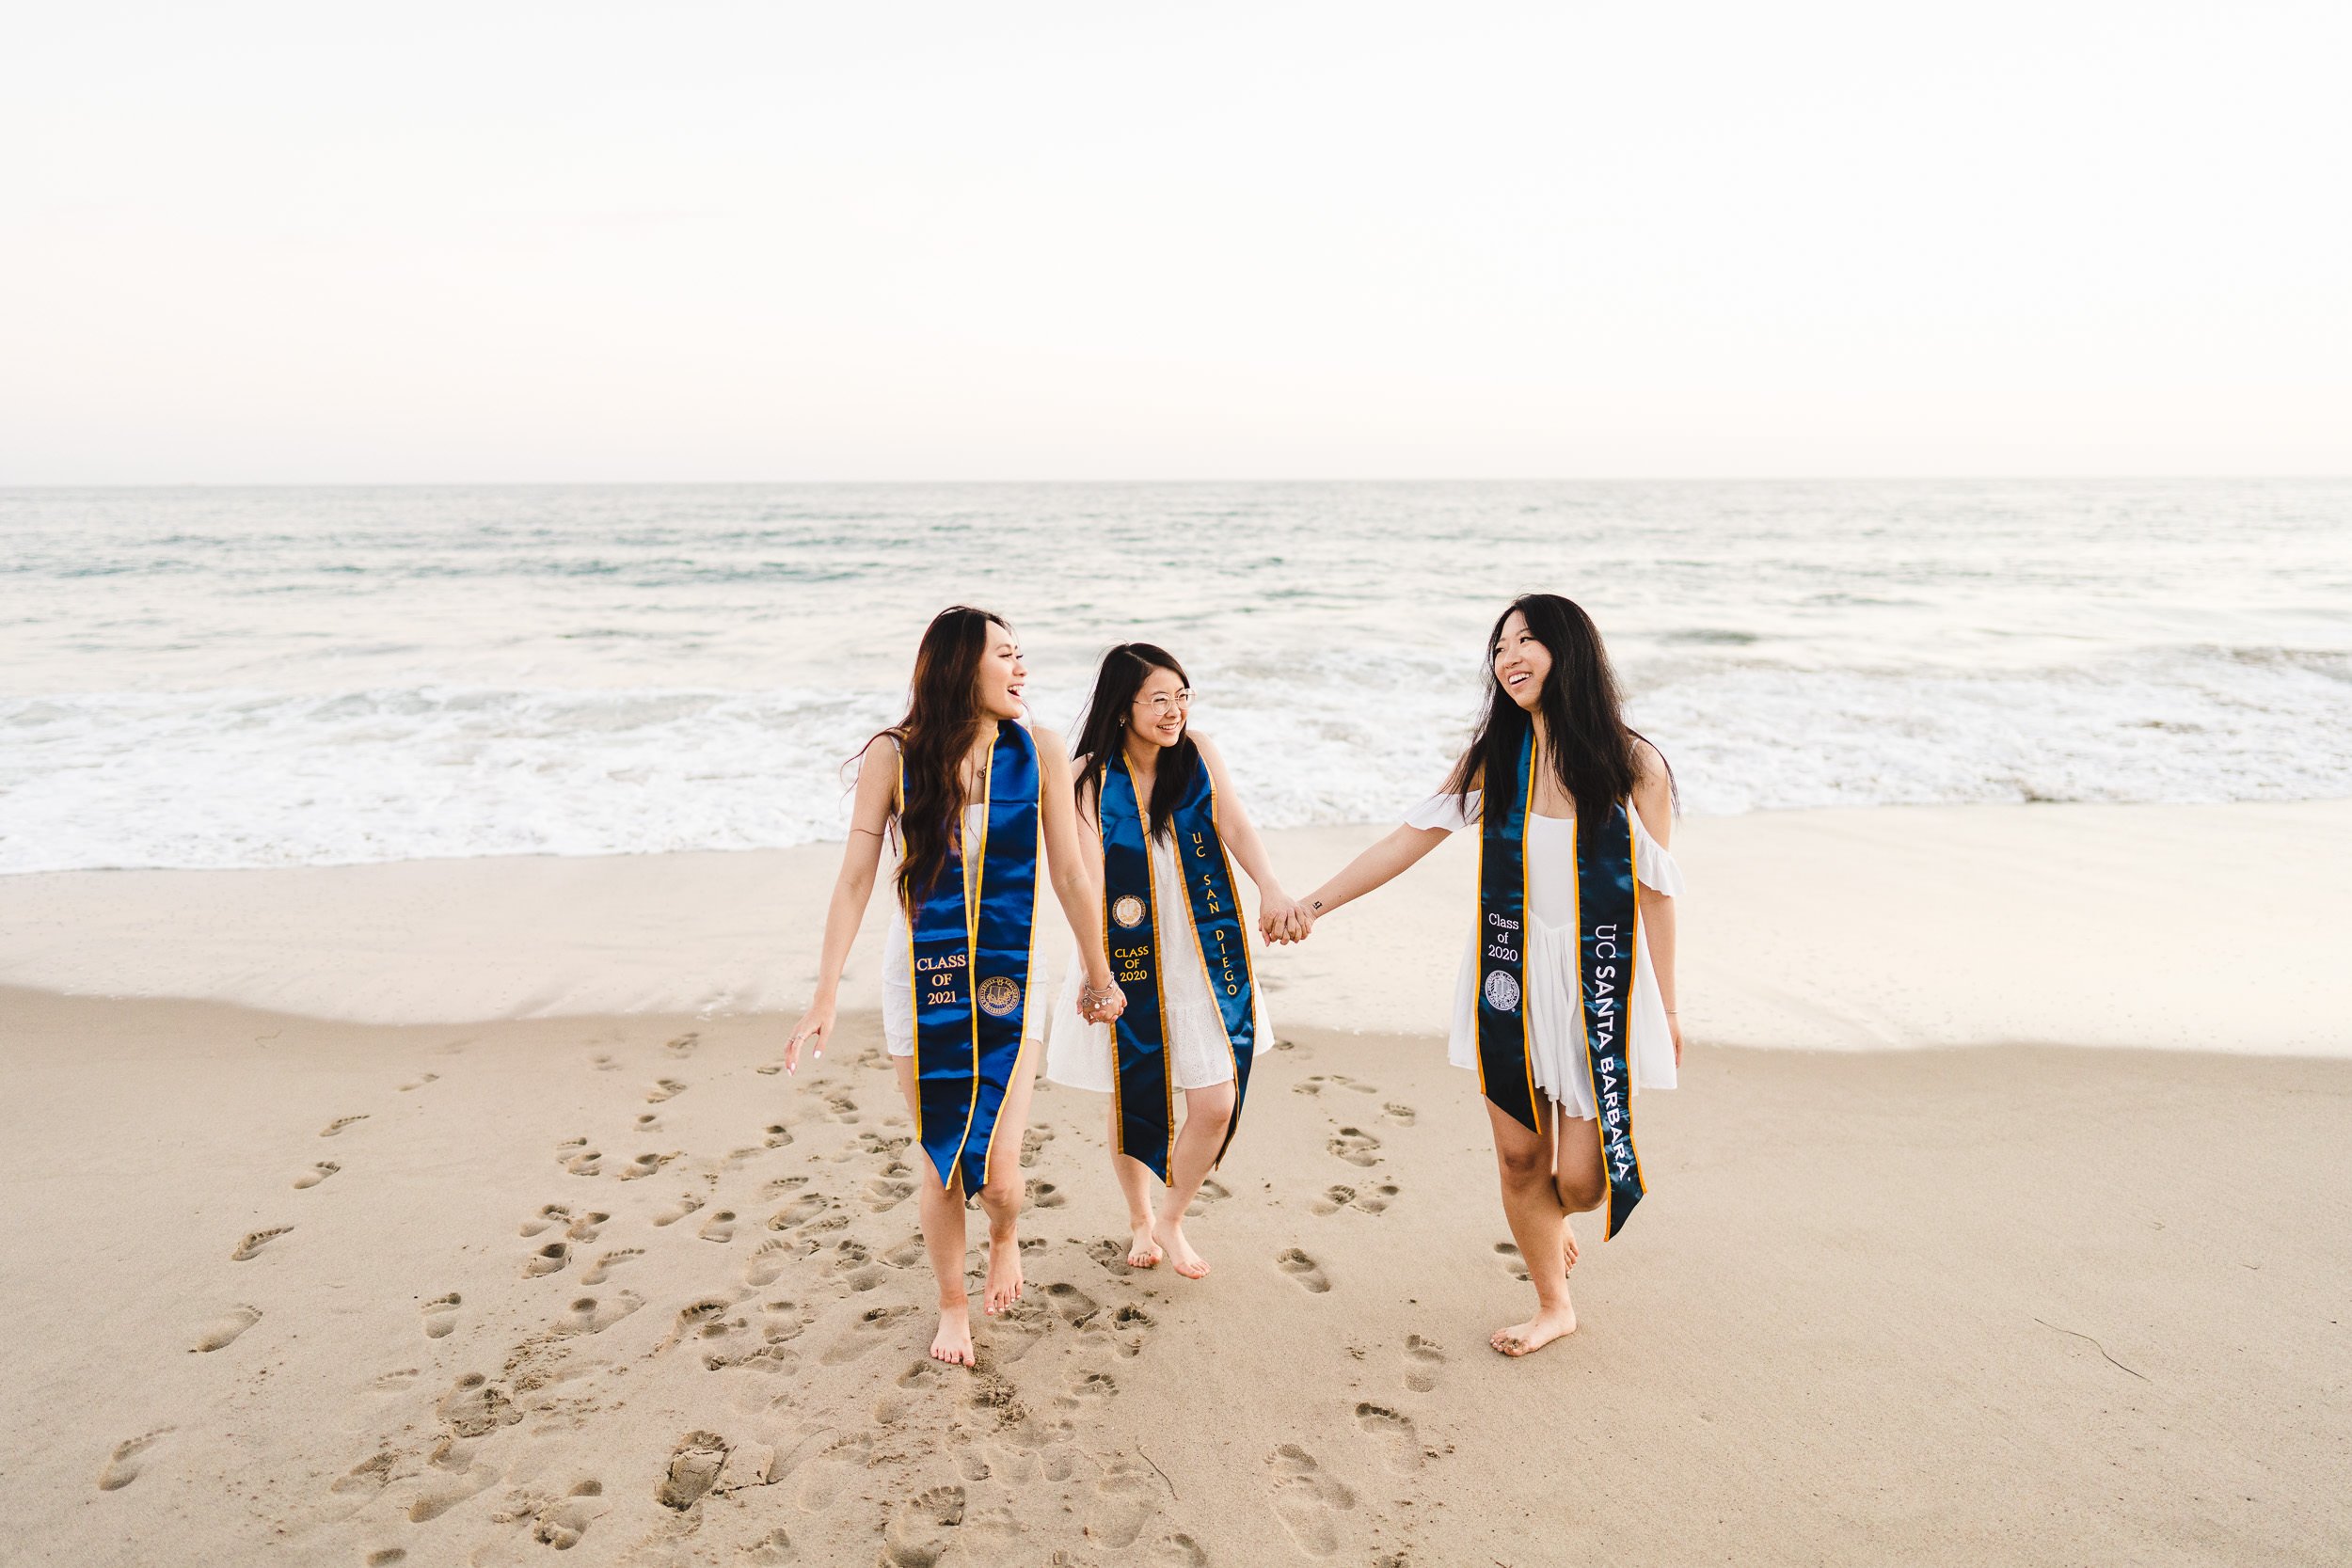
[{"xmin": 4, "ymin": 801, "xmax": 2350, "ymax": 1565}]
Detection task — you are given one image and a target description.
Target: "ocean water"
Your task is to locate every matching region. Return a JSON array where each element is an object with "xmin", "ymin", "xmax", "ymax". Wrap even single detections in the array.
[{"xmin": 3, "ymin": 480, "xmax": 2347, "ymax": 874}]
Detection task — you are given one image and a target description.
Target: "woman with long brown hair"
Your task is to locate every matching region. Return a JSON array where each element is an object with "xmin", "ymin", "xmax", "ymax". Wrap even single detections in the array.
[
  {"xmin": 1044, "ymin": 642, "xmax": 1293, "ymax": 1279},
  {"xmin": 1282, "ymin": 594, "xmax": 1683, "ymax": 1357},
  {"xmin": 783, "ymin": 605, "xmax": 1125, "ymax": 1369}
]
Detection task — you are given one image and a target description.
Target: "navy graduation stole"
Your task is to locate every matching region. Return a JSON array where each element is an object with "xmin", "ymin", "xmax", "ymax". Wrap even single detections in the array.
[
  {"xmin": 904, "ymin": 721, "xmax": 1040, "ymax": 1195},
  {"xmin": 1475, "ymin": 727, "xmax": 1647, "ymax": 1238},
  {"xmin": 1100, "ymin": 747, "xmax": 1258, "ymax": 1180}
]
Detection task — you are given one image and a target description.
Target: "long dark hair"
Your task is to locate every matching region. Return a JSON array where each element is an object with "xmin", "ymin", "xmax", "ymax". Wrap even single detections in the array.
[
  {"xmin": 1071, "ymin": 642, "xmax": 1200, "ymax": 840},
  {"xmin": 1441, "ymin": 593, "xmax": 1671, "ymax": 821},
  {"xmin": 865, "ymin": 604, "xmax": 1010, "ymax": 911}
]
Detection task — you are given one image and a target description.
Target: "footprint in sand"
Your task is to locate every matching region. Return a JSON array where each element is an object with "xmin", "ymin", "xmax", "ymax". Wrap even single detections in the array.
[
  {"xmin": 331, "ymin": 1452, "xmax": 398, "ymax": 1497},
  {"xmin": 658, "ymin": 1432, "xmax": 730, "ymax": 1511},
  {"xmin": 1311, "ymin": 1185, "xmax": 1356, "ymax": 1215},
  {"xmin": 1403, "ymin": 1333, "xmax": 1446, "ymax": 1392},
  {"xmin": 1354, "ymin": 1403, "xmax": 1422, "ymax": 1471},
  {"xmin": 293, "ymin": 1161, "xmax": 340, "ymax": 1190},
  {"xmin": 880, "ymin": 1235, "xmax": 928, "ymax": 1269},
  {"xmin": 1065, "ymin": 1370, "xmax": 1119, "ymax": 1403},
  {"xmin": 764, "ymin": 1122, "xmax": 794, "ymax": 1148},
  {"xmin": 555, "ymin": 1292, "xmax": 644, "ymax": 1336},
  {"xmin": 1294, "ymin": 1073, "xmax": 1377, "ymax": 1097},
  {"xmin": 821, "ymin": 1304, "xmax": 916, "ymax": 1364},
  {"xmin": 436, "ymin": 1372, "xmax": 521, "ymax": 1437},
  {"xmin": 1154, "ymin": 1535, "xmax": 1209, "ymax": 1566},
  {"xmin": 407, "ymin": 1459, "xmax": 499, "ymax": 1523},
  {"xmin": 1494, "ymin": 1241, "xmax": 1530, "ymax": 1282},
  {"xmin": 591, "ymin": 1053, "xmax": 619, "ymax": 1071},
  {"xmin": 665, "ymin": 1032, "xmax": 700, "ymax": 1056},
  {"xmin": 523, "ymin": 1241, "xmax": 571, "ymax": 1277},
  {"xmin": 565, "ymin": 1210, "xmax": 609, "ymax": 1242},
  {"xmin": 1380, "ymin": 1101, "xmax": 1417, "ymax": 1126},
  {"xmin": 646, "ymin": 1078, "xmax": 688, "ymax": 1103},
  {"xmin": 821, "ymin": 1092, "xmax": 860, "ymax": 1124},
  {"xmin": 363, "ymin": 1550, "xmax": 406, "ymax": 1566},
  {"xmin": 531, "ymin": 1479, "xmax": 606, "ymax": 1548},
  {"xmin": 1025, "ymin": 1179, "xmax": 1067, "ymax": 1209},
  {"xmin": 762, "ymin": 1173, "xmax": 810, "ymax": 1199},
  {"xmin": 649, "ymin": 1298, "xmax": 733, "ymax": 1354},
  {"xmin": 190, "ymin": 1304, "xmax": 262, "ymax": 1353},
  {"xmin": 614, "ymin": 1151, "xmax": 676, "ymax": 1181},
  {"xmin": 1088, "ymin": 1462, "xmax": 1158, "ymax": 1548},
  {"xmin": 792, "ymin": 1431, "xmax": 876, "ymax": 1513},
  {"xmin": 865, "ymin": 1177, "xmax": 914, "ymax": 1212},
  {"xmin": 884, "ymin": 1483, "xmax": 965, "ymax": 1567},
  {"xmin": 699, "ymin": 1211, "xmax": 739, "ymax": 1243},
  {"xmin": 1352, "ymin": 1183, "xmax": 1400, "ymax": 1215},
  {"xmin": 1277, "ymin": 1248, "xmax": 1331, "ymax": 1293},
  {"xmin": 1043, "ymin": 1281, "xmax": 1101, "ymax": 1327},
  {"xmin": 1183, "ymin": 1178, "xmax": 1232, "ymax": 1218},
  {"xmin": 1021, "ymin": 1125, "xmax": 1056, "ymax": 1168},
  {"xmin": 399, "ymin": 1072, "xmax": 438, "ymax": 1092},
  {"xmin": 743, "ymin": 1240, "xmax": 793, "ymax": 1287},
  {"xmin": 420, "ymin": 1293, "xmax": 461, "ymax": 1338},
  {"xmin": 1087, "ymin": 1302, "xmax": 1156, "ymax": 1359},
  {"xmin": 520, "ymin": 1204, "xmax": 572, "ymax": 1237},
  {"xmin": 564, "ymin": 1149, "xmax": 603, "ymax": 1178},
  {"xmin": 766, "ymin": 1193, "xmax": 827, "ymax": 1231},
  {"xmin": 231, "ymin": 1227, "xmax": 292, "ymax": 1261},
  {"xmin": 1263, "ymin": 1445, "xmax": 1355, "ymax": 1556},
  {"xmin": 96, "ymin": 1429, "xmax": 171, "ymax": 1491},
  {"xmin": 653, "ymin": 1194, "xmax": 706, "ymax": 1227},
  {"xmin": 741, "ymin": 1527, "xmax": 796, "ymax": 1562},
  {"xmin": 373, "ymin": 1368, "xmax": 421, "ymax": 1392},
  {"xmin": 321, "ymin": 1115, "xmax": 370, "ymax": 1137},
  {"xmin": 580, "ymin": 1247, "xmax": 642, "ymax": 1285},
  {"xmin": 1327, "ymin": 1128, "xmax": 1382, "ymax": 1167}
]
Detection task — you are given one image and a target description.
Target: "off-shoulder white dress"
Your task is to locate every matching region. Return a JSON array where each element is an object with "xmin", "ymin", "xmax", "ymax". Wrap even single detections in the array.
[
  {"xmin": 1406, "ymin": 790, "xmax": 1684, "ymax": 1121},
  {"xmin": 1043, "ymin": 825, "xmax": 1274, "ymax": 1093}
]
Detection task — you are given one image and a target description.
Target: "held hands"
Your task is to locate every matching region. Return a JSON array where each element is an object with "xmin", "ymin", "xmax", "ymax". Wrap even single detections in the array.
[
  {"xmin": 1078, "ymin": 973, "xmax": 1127, "ymax": 1025},
  {"xmin": 782, "ymin": 993, "xmax": 836, "ymax": 1075},
  {"xmin": 1258, "ymin": 894, "xmax": 1316, "ymax": 946}
]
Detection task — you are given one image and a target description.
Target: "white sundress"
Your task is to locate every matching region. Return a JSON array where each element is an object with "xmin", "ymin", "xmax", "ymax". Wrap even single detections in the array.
[
  {"xmin": 1043, "ymin": 824, "xmax": 1275, "ymax": 1094},
  {"xmin": 882, "ymin": 799, "xmax": 1048, "ymax": 1058},
  {"xmin": 1405, "ymin": 790, "xmax": 1684, "ymax": 1121}
]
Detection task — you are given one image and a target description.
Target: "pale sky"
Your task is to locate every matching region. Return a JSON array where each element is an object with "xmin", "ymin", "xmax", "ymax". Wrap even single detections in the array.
[{"xmin": 5, "ymin": 2, "xmax": 2347, "ymax": 483}]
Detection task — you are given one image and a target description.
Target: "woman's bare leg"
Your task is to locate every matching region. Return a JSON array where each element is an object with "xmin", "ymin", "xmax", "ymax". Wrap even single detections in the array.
[
  {"xmin": 971, "ymin": 1045, "xmax": 1042, "ymax": 1315},
  {"xmin": 1550, "ymin": 1109, "xmax": 1608, "ymax": 1275},
  {"xmin": 1152, "ymin": 1081, "xmax": 1235, "ymax": 1279},
  {"xmin": 1106, "ymin": 1099, "xmax": 1163, "ymax": 1267},
  {"xmin": 1486, "ymin": 1099, "xmax": 1580, "ymax": 1356},
  {"xmin": 895, "ymin": 1056, "xmax": 975, "ymax": 1366}
]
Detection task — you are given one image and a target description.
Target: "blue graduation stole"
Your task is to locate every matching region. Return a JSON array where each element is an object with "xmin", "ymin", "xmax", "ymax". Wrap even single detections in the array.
[
  {"xmin": 905, "ymin": 721, "xmax": 1040, "ymax": 1194},
  {"xmin": 1100, "ymin": 747, "xmax": 1258, "ymax": 1180},
  {"xmin": 1475, "ymin": 727, "xmax": 1646, "ymax": 1238}
]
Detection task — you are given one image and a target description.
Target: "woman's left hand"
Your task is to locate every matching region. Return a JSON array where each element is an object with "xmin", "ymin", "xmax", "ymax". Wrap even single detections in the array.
[{"xmin": 1668, "ymin": 1012, "xmax": 1683, "ymax": 1069}]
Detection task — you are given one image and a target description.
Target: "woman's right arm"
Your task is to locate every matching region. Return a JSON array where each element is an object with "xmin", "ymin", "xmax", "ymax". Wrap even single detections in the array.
[
  {"xmin": 1287, "ymin": 822, "xmax": 1450, "ymax": 937},
  {"xmin": 784, "ymin": 737, "xmax": 898, "ymax": 1072}
]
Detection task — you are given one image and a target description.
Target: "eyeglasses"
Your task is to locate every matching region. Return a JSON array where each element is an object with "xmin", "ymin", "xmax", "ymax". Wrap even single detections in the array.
[{"xmin": 1133, "ymin": 689, "xmax": 1193, "ymax": 717}]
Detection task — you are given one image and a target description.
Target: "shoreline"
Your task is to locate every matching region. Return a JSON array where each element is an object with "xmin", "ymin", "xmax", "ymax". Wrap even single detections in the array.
[{"xmin": 4, "ymin": 797, "xmax": 2349, "ymax": 1055}]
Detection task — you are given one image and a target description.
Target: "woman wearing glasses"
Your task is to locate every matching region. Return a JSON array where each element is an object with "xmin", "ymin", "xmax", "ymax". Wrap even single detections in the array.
[{"xmin": 1046, "ymin": 643, "xmax": 1298, "ymax": 1278}]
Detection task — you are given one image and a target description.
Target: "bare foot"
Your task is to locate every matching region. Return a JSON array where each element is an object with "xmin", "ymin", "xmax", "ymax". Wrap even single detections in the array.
[
  {"xmin": 930, "ymin": 1306, "xmax": 976, "ymax": 1367},
  {"xmin": 1124, "ymin": 1222, "xmax": 1164, "ymax": 1270},
  {"xmin": 1152, "ymin": 1215, "xmax": 1210, "ymax": 1279},
  {"xmin": 983, "ymin": 1229, "xmax": 1025, "ymax": 1315},
  {"xmin": 1491, "ymin": 1302, "xmax": 1578, "ymax": 1357}
]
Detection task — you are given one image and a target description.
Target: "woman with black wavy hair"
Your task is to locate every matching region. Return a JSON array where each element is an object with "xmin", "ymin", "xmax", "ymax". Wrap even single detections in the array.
[
  {"xmin": 1047, "ymin": 641, "xmax": 1294, "ymax": 1280},
  {"xmin": 1289, "ymin": 594, "xmax": 1683, "ymax": 1357}
]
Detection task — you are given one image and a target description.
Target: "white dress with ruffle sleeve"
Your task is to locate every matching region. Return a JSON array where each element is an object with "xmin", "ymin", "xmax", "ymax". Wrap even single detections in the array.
[{"xmin": 1405, "ymin": 789, "xmax": 1683, "ymax": 1121}]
